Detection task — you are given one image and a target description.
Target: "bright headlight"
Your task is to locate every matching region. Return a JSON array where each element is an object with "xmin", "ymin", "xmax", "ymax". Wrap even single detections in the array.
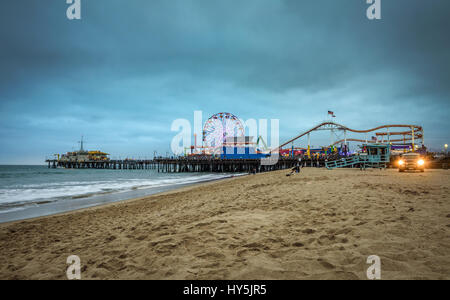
[
  {"xmin": 398, "ymin": 160, "xmax": 404, "ymax": 166},
  {"xmin": 418, "ymin": 159, "xmax": 425, "ymax": 166}
]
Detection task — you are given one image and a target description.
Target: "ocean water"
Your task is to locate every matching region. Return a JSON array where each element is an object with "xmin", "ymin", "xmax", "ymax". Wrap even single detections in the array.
[{"xmin": 0, "ymin": 165, "xmax": 235, "ymax": 223}]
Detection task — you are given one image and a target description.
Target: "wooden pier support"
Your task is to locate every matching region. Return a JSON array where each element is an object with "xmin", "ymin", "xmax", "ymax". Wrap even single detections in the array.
[
  {"xmin": 45, "ymin": 160, "xmax": 158, "ymax": 170},
  {"xmin": 153, "ymin": 157, "xmax": 326, "ymax": 173}
]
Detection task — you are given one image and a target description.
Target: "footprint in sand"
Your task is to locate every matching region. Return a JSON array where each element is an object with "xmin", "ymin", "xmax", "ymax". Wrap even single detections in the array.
[
  {"xmin": 318, "ymin": 259, "xmax": 335, "ymax": 269},
  {"xmin": 196, "ymin": 251, "xmax": 226, "ymax": 259}
]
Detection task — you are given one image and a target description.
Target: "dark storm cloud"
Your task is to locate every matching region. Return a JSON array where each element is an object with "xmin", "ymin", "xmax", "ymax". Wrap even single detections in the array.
[{"xmin": 0, "ymin": 0, "xmax": 449, "ymax": 163}]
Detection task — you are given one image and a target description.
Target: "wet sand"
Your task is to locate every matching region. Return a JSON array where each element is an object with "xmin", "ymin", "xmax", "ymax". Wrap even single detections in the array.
[{"xmin": 0, "ymin": 168, "xmax": 449, "ymax": 279}]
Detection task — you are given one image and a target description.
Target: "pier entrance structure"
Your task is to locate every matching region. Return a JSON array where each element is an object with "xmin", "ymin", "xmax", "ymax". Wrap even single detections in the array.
[{"xmin": 325, "ymin": 144, "xmax": 391, "ymax": 170}]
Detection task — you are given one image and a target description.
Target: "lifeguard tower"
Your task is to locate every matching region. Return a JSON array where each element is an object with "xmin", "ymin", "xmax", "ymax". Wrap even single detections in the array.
[{"xmin": 325, "ymin": 143, "xmax": 391, "ymax": 170}]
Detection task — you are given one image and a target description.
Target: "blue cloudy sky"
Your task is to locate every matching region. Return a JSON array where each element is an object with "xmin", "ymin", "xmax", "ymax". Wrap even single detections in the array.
[{"xmin": 1, "ymin": 0, "xmax": 449, "ymax": 164}]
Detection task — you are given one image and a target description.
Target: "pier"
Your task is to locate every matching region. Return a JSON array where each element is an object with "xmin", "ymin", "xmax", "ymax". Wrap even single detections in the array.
[
  {"xmin": 45, "ymin": 159, "xmax": 157, "ymax": 170},
  {"xmin": 45, "ymin": 157, "xmax": 328, "ymax": 173}
]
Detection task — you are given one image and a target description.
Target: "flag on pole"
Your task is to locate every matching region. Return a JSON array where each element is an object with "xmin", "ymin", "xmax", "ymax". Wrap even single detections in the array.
[{"xmin": 328, "ymin": 111, "xmax": 336, "ymax": 118}]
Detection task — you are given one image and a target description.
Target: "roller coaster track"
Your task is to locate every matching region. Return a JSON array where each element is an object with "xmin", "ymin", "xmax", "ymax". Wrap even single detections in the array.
[
  {"xmin": 331, "ymin": 137, "xmax": 422, "ymax": 146},
  {"xmin": 275, "ymin": 122, "xmax": 423, "ymax": 152}
]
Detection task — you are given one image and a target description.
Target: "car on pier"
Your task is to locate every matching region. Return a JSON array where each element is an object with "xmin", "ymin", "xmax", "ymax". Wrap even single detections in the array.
[{"xmin": 397, "ymin": 153, "xmax": 426, "ymax": 172}]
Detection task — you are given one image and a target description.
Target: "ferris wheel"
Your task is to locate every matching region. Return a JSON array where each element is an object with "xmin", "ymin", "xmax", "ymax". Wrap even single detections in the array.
[{"xmin": 203, "ymin": 112, "xmax": 245, "ymax": 149}]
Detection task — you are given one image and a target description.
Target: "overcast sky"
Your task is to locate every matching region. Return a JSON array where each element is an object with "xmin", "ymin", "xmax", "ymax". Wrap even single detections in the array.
[{"xmin": 1, "ymin": 0, "xmax": 449, "ymax": 164}]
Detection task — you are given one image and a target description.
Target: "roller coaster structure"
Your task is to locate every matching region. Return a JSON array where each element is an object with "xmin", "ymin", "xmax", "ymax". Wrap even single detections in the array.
[{"xmin": 275, "ymin": 122, "xmax": 424, "ymax": 153}]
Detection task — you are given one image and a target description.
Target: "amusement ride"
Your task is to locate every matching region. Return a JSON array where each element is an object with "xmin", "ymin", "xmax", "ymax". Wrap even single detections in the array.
[{"xmin": 188, "ymin": 112, "xmax": 424, "ymax": 158}]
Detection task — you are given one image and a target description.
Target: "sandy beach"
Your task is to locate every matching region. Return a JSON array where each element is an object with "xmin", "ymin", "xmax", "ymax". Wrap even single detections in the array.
[{"xmin": 0, "ymin": 168, "xmax": 449, "ymax": 280}]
